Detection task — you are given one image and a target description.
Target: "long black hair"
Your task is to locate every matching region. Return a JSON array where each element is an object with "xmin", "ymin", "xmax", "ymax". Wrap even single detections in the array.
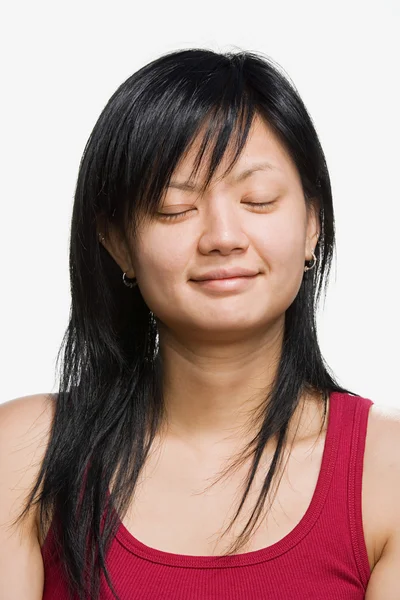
[{"xmin": 14, "ymin": 47, "xmax": 356, "ymax": 599}]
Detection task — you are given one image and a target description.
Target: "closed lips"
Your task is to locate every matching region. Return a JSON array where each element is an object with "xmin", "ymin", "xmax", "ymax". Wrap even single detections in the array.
[{"xmin": 191, "ymin": 268, "xmax": 259, "ymax": 281}]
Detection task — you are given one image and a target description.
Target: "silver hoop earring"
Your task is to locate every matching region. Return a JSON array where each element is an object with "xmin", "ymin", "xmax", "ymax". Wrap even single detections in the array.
[
  {"xmin": 122, "ymin": 272, "xmax": 138, "ymax": 288},
  {"xmin": 304, "ymin": 250, "xmax": 317, "ymax": 272}
]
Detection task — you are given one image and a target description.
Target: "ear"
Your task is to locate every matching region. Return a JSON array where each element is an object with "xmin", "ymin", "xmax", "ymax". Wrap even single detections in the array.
[
  {"xmin": 305, "ymin": 198, "xmax": 321, "ymax": 260},
  {"xmin": 96, "ymin": 214, "xmax": 136, "ymax": 278}
]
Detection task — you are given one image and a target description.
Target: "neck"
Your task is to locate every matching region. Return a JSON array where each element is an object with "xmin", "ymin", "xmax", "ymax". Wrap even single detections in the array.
[{"xmin": 157, "ymin": 318, "xmax": 289, "ymax": 445}]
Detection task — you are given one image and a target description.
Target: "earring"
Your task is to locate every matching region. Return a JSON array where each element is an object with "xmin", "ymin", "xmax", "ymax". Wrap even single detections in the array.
[
  {"xmin": 304, "ymin": 250, "xmax": 317, "ymax": 272},
  {"xmin": 122, "ymin": 272, "xmax": 138, "ymax": 288},
  {"xmin": 98, "ymin": 232, "xmax": 137, "ymax": 288}
]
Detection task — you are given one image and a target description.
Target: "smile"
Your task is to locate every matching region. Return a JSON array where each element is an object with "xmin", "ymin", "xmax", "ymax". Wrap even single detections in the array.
[{"xmin": 189, "ymin": 274, "xmax": 259, "ymax": 293}]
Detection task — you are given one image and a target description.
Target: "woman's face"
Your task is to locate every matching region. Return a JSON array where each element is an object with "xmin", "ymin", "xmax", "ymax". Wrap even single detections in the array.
[{"xmin": 113, "ymin": 115, "xmax": 319, "ymax": 340}]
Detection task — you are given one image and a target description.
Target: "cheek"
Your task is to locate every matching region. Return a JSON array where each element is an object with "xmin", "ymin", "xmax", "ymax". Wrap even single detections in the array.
[
  {"xmin": 256, "ymin": 214, "xmax": 306, "ymax": 269},
  {"xmin": 253, "ymin": 215, "xmax": 306, "ymax": 309},
  {"xmin": 132, "ymin": 229, "xmax": 192, "ymax": 303}
]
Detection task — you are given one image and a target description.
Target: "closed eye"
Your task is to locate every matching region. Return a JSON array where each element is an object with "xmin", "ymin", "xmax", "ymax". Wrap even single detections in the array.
[
  {"xmin": 243, "ymin": 200, "xmax": 276, "ymax": 209},
  {"xmin": 156, "ymin": 208, "xmax": 196, "ymax": 220},
  {"xmin": 156, "ymin": 200, "xmax": 276, "ymax": 220}
]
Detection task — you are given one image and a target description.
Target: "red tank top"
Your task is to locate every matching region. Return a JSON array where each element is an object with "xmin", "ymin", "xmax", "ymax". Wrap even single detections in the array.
[{"xmin": 41, "ymin": 391, "xmax": 373, "ymax": 599}]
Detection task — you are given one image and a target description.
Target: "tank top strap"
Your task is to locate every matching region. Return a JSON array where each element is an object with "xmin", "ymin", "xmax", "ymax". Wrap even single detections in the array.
[{"xmin": 323, "ymin": 391, "xmax": 374, "ymax": 588}]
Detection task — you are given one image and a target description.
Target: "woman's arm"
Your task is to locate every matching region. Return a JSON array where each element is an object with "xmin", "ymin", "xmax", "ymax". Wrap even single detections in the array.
[
  {"xmin": 0, "ymin": 394, "xmax": 54, "ymax": 600},
  {"xmin": 365, "ymin": 407, "xmax": 400, "ymax": 599},
  {"xmin": 365, "ymin": 531, "xmax": 400, "ymax": 599}
]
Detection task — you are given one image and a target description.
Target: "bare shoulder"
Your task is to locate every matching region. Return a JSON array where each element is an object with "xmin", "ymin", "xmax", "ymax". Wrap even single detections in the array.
[
  {"xmin": 0, "ymin": 394, "xmax": 56, "ymax": 531},
  {"xmin": 363, "ymin": 403, "xmax": 400, "ymax": 568},
  {"xmin": 363, "ymin": 403, "xmax": 400, "ymax": 596},
  {"xmin": 0, "ymin": 391, "xmax": 56, "ymax": 430},
  {"xmin": 0, "ymin": 392, "xmax": 56, "ymax": 528},
  {"xmin": 0, "ymin": 392, "xmax": 56, "ymax": 489},
  {"xmin": 365, "ymin": 402, "xmax": 400, "ymax": 477},
  {"xmin": 0, "ymin": 391, "xmax": 56, "ymax": 498},
  {"xmin": 0, "ymin": 392, "xmax": 56, "ymax": 599}
]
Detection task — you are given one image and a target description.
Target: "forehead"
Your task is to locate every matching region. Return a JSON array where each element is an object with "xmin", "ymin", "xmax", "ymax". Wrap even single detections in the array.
[{"xmin": 173, "ymin": 113, "xmax": 299, "ymax": 187}]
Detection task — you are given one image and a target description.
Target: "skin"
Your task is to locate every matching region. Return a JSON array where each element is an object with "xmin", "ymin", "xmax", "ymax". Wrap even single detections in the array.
[{"xmin": 99, "ymin": 113, "xmax": 320, "ymax": 446}]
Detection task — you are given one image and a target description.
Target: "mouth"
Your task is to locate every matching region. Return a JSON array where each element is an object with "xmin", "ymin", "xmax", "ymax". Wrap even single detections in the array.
[
  {"xmin": 189, "ymin": 273, "xmax": 259, "ymax": 293},
  {"xmin": 191, "ymin": 268, "xmax": 259, "ymax": 281}
]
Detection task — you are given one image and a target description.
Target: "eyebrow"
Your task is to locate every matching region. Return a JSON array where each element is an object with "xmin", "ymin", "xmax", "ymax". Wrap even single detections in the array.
[{"xmin": 168, "ymin": 161, "xmax": 280, "ymax": 191}]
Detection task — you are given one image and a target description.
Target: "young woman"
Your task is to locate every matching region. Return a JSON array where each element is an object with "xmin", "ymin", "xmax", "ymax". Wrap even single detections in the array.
[{"xmin": 1, "ymin": 48, "xmax": 399, "ymax": 600}]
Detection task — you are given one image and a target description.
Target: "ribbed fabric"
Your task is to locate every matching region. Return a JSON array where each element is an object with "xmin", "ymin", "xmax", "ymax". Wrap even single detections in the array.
[{"xmin": 41, "ymin": 391, "xmax": 374, "ymax": 599}]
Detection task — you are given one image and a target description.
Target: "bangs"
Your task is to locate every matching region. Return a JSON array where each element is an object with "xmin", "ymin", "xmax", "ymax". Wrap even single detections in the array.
[{"xmin": 95, "ymin": 50, "xmax": 258, "ymax": 237}]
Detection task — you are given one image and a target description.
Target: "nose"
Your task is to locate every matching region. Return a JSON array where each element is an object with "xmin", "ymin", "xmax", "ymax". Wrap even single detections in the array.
[{"xmin": 197, "ymin": 198, "xmax": 250, "ymax": 256}]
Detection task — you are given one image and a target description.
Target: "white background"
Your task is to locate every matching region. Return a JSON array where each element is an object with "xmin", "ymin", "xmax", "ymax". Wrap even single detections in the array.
[{"xmin": 1, "ymin": 1, "xmax": 399, "ymax": 408}]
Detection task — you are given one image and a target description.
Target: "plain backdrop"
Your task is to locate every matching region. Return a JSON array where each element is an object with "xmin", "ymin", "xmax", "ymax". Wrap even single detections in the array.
[{"xmin": 1, "ymin": 1, "xmax": 399, "ymax": 408}]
